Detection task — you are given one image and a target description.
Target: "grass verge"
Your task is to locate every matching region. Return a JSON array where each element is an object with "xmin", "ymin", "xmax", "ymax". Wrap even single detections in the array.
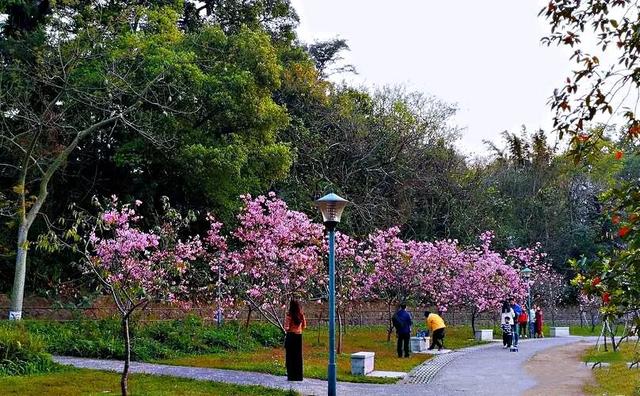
[
  {"xmin": 0, "ymin": 368, "xmax": 297, "ymax": 396},
  {"xmin": 582, "ymin": 340, "xmax": 640, "ymax": 395}
]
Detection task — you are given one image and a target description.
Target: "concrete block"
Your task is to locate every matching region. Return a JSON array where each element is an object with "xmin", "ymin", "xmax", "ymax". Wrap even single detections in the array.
[
  {"xmin": 475, "ymin": 329, "xmax": 494, "ymax": 341},
  {"xmin": 550, "ymin": 327, "xmax": 570, "ymax": 337},
  {"xmin": 351, "ymin": 351, "xmax": 375, "ymax": 375},
  {"xmin": 410, "ymin": 336, "xmax": 429, "ymax": 352}
]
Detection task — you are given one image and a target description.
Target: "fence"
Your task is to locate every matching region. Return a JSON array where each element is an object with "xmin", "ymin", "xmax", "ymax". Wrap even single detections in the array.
[{"xmin": 0, "ymin": 301, "xmax": 603, "ymax": 329}]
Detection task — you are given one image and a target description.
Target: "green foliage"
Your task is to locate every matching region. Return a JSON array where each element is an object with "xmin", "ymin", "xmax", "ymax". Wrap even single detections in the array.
[
  {"xmin": 0, "ymin": 326, "xmax": 58, "ymax": 376},
  {"xmin": 0, "ymin": 318, "xmax": 283, "ymax": 362}
]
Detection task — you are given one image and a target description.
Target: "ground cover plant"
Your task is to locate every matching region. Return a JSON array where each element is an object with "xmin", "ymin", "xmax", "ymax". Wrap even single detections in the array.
[
  {"xmin": 0, "ymin": 368, "xmax": 298, "ymax": 396},
  {"xmin": 582, "ymin": 341, "xmax": 640, "ymax": 395},
  {"xmin": 0, "ymin": 317, "xmax": 282, "ymax": 362},
  {"xmin": 0, "ymin": 326, "xmax": 58, "ymax": 377}
]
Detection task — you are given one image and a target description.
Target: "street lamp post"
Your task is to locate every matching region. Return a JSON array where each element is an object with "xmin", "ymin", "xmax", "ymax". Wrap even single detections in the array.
[{"xmin": 315, "ymin": 193, "xmax": 349, "ymax": 396}]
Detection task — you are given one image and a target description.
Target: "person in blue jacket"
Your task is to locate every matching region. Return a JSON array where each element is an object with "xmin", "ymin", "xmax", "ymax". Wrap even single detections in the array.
[
  {"xmin": 510, "ymin": 298, "xmax": 522, "ymax": 347},
  {"xmin": 392, "ymin": 304, "xmax": 413, "ymax": 358}
]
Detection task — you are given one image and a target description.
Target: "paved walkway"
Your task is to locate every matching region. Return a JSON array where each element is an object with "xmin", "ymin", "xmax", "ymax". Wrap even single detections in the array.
[{"xmin": 53, "ymin": 336, "xmax": 596, "ymax": 396}]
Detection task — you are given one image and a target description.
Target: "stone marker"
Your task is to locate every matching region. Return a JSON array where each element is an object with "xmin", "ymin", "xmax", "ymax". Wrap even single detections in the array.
[
  {"xmin": 368, "ymin": 370, "xmax": 407, "ymax": 378},
  {"xmin": 549, "ymin": 327, "xmax": 570, "ymax": 337},
  {"xmin": 351, "ymin": 351, "xmax": 375, "ymax": 376},
  {"xmin": 475, "ymin": 329, "xmax": 494, "ymax": 341}
]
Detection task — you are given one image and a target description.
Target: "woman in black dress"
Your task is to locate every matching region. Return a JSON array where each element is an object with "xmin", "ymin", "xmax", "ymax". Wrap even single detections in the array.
[{"xmin": 284, "ymin": 299, "xmax": 306, "ymax": 381}]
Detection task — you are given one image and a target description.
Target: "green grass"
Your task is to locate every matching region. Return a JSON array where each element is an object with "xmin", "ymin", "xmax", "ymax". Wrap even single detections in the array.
[
  {"xmin": 0, "ymin": 368, "xmax": 298, "ymax": 396},
  {"xmin": 569, "ymin": 325, "xmax": 625, "ymax": 337},
  {"xmin": 162, "ymin": 325, "xmax": 482, "ymax": 384},
  {"xmin": 582, "ymin": 341, "xmax": 640, "ymax": 395}
]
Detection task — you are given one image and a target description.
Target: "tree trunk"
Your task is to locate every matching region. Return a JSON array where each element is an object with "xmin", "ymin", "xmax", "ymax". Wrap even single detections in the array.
[
  {"xmin": 244, "ymin": 307, "xmax": 253, "ymax": 329},
  {"xmin": 386, "ymin": 303, "xmax": 393, "ymax": 342},
  {"xmin": 610, "ymin": 325, "xmax": 618, "ymax": 352},
  {"xmin": 343, "ymin": 310, "xmax": 348, "ymax": 335},
  {"xmin": 9, "ymin": 226, "xmax": 29, "ymax": 320},
  {"xmin": 471, "ymin": 310, "xmax": 477, "ymax": 337},
  {"xmin": 316, "ymin": 305, "xmax": 323, "ymax": 345},
  {"xmin": 337, "ymin": 308, "xmax": 343, "ymax": 354},
  {"xmin": 121, "ymin": 317, "xmax": 131, "ymax": 396},
  {"xmin": 7, "ymin": 104, "xmax": 141, "ymax": 320}
]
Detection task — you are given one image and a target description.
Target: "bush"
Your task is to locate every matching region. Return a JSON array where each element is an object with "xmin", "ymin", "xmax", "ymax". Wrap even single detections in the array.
[
  {"xmin": 0, "ymin": 326, "xmax": 58, "ymax": 376},
  {"xmin": 0, "ymin": 318, "xmax": 285, "ymax": 363},
  {"xmin": 249, "ymin": 323, "xmax": 284, "ymax": 348}
]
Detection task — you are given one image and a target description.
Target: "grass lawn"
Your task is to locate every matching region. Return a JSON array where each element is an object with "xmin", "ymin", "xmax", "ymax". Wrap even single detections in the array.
[
  {"xmin": 581, "ymin": 340, "xmax": 640, "ymax": 395},
  {"xmin": 162, "ymin": 325, "xmax": 481, "ymax": 384},
  {"xmin": 0, "ymin": 368, "xmax": 297, "ymax": 396}
]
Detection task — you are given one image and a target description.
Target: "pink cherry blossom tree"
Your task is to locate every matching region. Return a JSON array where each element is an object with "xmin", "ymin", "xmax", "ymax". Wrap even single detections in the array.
[
  {"xmin": 75, "ymin": 197, "xmax": 213, "ymax": 396},
  {"xmin": 506, "ymin": 243, "xmax": 568, "ymax": 325},
  {"xmin": 359, "ymin": 227, "xmax": 424, "ymax": 340},
  {"xmin": 225, "ymin": 193, "xmax": 324, "ymax": 333},
  {"xmin": 410, "ymin": 239, "xmax": 465, "ymax": 312},
  {"xmin": 454, "ymin": 232, "xmax": 527, "ymax": 335}
]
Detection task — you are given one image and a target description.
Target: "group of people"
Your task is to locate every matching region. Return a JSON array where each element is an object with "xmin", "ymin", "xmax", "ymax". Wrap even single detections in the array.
[
  {"xmin": 282, "ymin": 300, "xmax": 446, "ymax": 381},
  {"xmin": 392, "ymin": 304, "xmax": 447, "ymax": 357},
  {"xmin": 500, "ymin": 299, "xmax": 545, "ymax": 349},
  {"xmin": 282, "ymin": 298, "xmax": 546, "ymax": 382}
]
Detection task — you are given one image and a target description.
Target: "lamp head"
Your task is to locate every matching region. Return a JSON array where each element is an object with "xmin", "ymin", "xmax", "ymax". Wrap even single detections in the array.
[
  {"xmin": 315, "ymin": 193, "xmax": 349, "ymax": 227},
  {"xmin": 521, "ymin": 267, "xmax": 533, "ymax": 279}
]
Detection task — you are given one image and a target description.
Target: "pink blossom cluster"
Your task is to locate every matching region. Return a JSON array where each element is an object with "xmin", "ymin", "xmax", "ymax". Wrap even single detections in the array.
[
  {"xmin": 88, "ymin": 201, "xmax": 225, "ymax": 310},
  {"xmin": 84, "ymin": 194, "xmax": 564, "ymax": 331},
  {"xmin": 357, "ymin": 228, "xmax": 529, "ymax": 315},
  {"xmin": 453, "ymin": 232, "xmax": 527, "ymax": 314},
  {"xmin": 222, "ymin": 193, "xmax": 325, "ymax": 330}
]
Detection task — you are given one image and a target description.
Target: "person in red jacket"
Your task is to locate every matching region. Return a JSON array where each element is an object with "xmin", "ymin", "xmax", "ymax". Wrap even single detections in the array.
[{"xmin": 518, "ymin": 308, "xmax": 529, "ymax": 338}]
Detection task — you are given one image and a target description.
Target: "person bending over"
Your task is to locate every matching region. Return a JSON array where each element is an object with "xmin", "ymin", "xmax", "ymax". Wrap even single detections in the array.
[{"xmin": 424, "ymin": 311, "xmax": 446, "ymax": 351}]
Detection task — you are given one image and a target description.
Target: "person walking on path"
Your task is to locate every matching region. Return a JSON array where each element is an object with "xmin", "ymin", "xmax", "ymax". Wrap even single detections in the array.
[
  {"xmin": 500, "ymin": 301, "xmax": 515, "ymax": 334},
  {"xmin": 392, "ymin": 304, "xmax": 413, "ymax": 357},
  {"xmin": 510, "ymin": 299, "xmax": 522, "ymax": 346},
  {"xmin": 501, "ymin": 316, "xmax": 513, "ymax": 348},
  {"xmin": 518, "ymin": 308, "xmax": 528, "ymax": 338},
  {"xmin": 284, "ymin": 300, "xmax": 306, "ymax": 381},
  {"xmin": 529, "ymin": 305, "xmax": 536, "ymax": 338},
  {"xmin": 424, "ymin": 311, "xmax": 446, "ymax": 351},
  {"xmin": 535, "ymin": 306, "xmax": 544, "ymax": 338}
]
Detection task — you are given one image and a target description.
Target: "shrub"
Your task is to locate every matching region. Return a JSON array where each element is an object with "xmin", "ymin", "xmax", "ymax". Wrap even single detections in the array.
[
  {"xmin": 249, "ymin": 323, "xmax": 284, "ymax": 348},
  {"xmin": 0, "ymin": 318, "xmax": 287, "ymax": 363},
  {"xmin": 0, "ymin": 326, "xmax": 58, "ymax": 376}
]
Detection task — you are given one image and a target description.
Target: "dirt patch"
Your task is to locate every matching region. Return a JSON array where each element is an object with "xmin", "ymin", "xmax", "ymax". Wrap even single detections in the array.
[{"xmin": 524, "ymin": 341, "xmax": 594, "ymax": 396}]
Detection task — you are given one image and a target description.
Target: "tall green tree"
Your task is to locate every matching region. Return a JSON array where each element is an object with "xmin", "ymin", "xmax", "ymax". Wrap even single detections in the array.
[{"xmin": 0, "ymin": 3, "xmax": 292, "ymax": 317}]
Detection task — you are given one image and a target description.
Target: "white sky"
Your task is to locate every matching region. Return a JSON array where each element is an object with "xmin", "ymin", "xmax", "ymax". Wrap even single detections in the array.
[{"xmin": 291, "ymin": 0, "xmax": 575, "ymax": 157}]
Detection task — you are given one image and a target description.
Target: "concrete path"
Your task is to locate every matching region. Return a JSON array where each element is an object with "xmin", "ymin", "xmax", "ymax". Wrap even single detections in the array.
[
  {"xmin": 427, "ymin": 336, "xmax": 596, "ymax": 395},
  {"xmin": 53, "ymin": 336, "xmax": 596, "ymax": 396}
]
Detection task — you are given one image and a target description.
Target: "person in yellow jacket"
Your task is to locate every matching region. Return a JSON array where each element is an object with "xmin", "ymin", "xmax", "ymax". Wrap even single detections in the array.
[{"xmin": 424, "ymin": 311, "xmax": 446, "ymax": 351}]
